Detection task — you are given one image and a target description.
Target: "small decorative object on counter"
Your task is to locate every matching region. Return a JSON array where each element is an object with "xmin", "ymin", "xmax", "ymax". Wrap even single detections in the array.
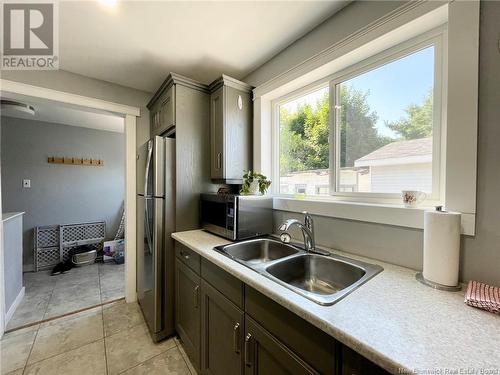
[
  {"xmin": 464, "ymin": 280, "xmax": 499, "ymax": 314},
  {"xmin": 401, "ymin": 190, "xmax": 426, "ymax": 208},
  {"xmin": 240, "ymin": 170, "xmax": 271, "ymax": 195}
]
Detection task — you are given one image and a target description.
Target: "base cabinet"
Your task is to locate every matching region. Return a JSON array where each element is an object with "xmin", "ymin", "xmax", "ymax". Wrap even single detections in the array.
[
  {"xmin": 201, "ymin": 280, "xmax": 244, "ymax": 375},
  {"xmin": 174, "ymin": 241, "xmax": 388, "ymax": 375},
  {"xmin": 244, "ymin": 317, "xmax": 318, "ymax": 375},
  {"xmin": 175, "ymin": 258, "xmax": 201, "ymax": 372},
  {"xmin": 341, "ymin": 346, "xmax": 388, "ymax": 375}
]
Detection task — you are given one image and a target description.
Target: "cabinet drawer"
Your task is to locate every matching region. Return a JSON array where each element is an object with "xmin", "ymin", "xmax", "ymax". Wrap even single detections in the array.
[
  {"xmin": 245, "ymin": 287, "xmax": 336, "ymax": 374},
  {"xmin": 201, "ymin": 258, "xmax": 244, "ymax": 309},
  {"xmin": 176, "ymin": 242, "xmax": 201, "ymax": 274}
]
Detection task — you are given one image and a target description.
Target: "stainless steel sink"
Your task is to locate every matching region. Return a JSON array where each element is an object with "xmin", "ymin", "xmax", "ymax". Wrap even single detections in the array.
[
  {"xmin": 216, "ymin": 238, "xmax": 300, "ymax": 265},
  {"xmin": 215, "ymin": 237, "xmax": 383, "ymax": 305}
]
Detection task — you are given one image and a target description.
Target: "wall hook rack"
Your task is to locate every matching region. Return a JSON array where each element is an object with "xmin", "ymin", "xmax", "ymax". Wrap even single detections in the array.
[{"xmin": 48, "ymin": 156, "xmax": 104, "ymax": 166}]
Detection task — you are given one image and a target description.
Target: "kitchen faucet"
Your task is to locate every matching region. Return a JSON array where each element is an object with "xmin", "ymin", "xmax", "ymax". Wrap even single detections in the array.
[{"xmin": 278, "ymin": 212, "xmax": 329, "ymax": 256}]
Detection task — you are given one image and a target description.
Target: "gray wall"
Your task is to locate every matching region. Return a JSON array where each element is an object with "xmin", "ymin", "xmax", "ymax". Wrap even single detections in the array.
[
  {"xmin": 257, "ymin": 1, "xmax": 500, "ymax": 286},
  {"xmin": 0, "ymin": 69, "xmax": 152, "ymax": 149},
  {"xmin": 1, "ymin": 116, "xmax": 125, "ymax": 269},
  {"xmin": 243, "ymin": 1, "xmax": 406, "ymax": 86},
  {"xmin": 3, "ymin": 215, "xmax": 23, "ymax": 312}
]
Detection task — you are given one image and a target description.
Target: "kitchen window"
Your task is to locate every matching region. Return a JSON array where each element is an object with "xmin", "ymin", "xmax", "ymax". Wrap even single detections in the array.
[{"xmin": 275, "ymin": 35, "xmax": 444, "ymax": 202}]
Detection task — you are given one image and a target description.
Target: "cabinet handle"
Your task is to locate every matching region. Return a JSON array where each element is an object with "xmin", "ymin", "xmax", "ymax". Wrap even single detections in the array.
[
  {"xmin": 244, "ymin": 333, "xmax": 253, "ymax": 367},
  {"xmin": 180, "ymin": 250, "xmax": 190, "ymax": 260},
  {"xmin": 233, "ymin": 323, "xmax": 240, "ymax": 354},
  {"xmin": 217, "ymin": 152, "xmax": 222, "ymax": 169},
  {"xmin": 193, "ymin": 285, "xmax": 200, "ymax": 308}
]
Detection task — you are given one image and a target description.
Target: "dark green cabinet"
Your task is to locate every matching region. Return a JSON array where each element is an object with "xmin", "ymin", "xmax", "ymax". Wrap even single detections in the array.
[
  {"xmin": 150, "ymin": 84, "xmax": 175, "ymax": 136},
  {"xmin": 173, "ymin": 241, "xmax": 389, "ymax": 375},
  {"xmin": 341, "ymin": 346, "xmax": 388, "ymax": 375},
  {"xmin": 201, "ymin": 280, "xmax": 244, "ymax": 375},
  {"xmin": 208, "ymin": 75, "xmax": 253, "ymax": 183},
  {"xmin": 175, "ymin": 258, "xmax": 201, "ymax": 372},
  {"xmin": 244, "ymin": 317, "xmax": 318, "ymax": 375}
]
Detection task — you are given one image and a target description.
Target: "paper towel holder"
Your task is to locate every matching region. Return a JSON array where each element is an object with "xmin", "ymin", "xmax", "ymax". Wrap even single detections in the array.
[{"xmin": 415, "ymin": 272, "xmax": 461, "ymax": 292}]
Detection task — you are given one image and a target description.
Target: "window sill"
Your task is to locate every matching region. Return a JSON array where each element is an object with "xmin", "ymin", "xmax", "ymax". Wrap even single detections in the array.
[{"xmin": 273, "ymin": 196, "xmax": 475, "ymax": 235}]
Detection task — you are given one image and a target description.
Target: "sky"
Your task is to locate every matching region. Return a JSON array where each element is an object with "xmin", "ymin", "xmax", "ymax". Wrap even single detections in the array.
[{"xmin": 281, "ymin": 46, "xmax": 434, "ymax": 138}]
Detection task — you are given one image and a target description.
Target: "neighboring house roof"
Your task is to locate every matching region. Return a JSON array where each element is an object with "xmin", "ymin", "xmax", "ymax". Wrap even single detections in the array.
[{"xmin": 354, "ymin": 137, "xmax": 432, "ymax": 167}]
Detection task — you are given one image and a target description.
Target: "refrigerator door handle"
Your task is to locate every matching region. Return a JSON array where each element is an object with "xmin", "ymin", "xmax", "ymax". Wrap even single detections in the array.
[
  {"xmin": 144, "ymin": 141, "xmax": 153, "ymax": 196},
  {"xmin": 144, "ymin": 199, "xmax": 153, "ymax": 255}
]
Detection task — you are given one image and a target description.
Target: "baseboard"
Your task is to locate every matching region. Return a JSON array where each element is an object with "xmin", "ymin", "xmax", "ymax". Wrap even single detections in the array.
[
  {"xmin": 5, "ymin": 287, "xmax": 25, "ymax": 325},
  {"xmin": 23, "ymin": 264, "xmax": 35, "ymax": 273}
]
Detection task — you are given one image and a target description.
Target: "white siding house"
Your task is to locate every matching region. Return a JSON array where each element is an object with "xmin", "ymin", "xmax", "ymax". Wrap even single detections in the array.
[{"xmin": 354, "ymin": 138, "xmax": 432, "ymax": 193}]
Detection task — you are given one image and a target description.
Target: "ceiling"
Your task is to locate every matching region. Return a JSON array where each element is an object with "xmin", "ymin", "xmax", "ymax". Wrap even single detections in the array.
[
  {"xmin": 59, "ymin": 1, "xmax": 350, "ymax": 92},
  {"xmin": 1, "ymin": 92, "xmax": 124, "ymax": 133}
]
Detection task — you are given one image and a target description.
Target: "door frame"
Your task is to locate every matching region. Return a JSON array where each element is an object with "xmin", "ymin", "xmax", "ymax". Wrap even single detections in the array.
[{"xmin": 0, "ymin": 79, "xmax": 140, "ymax": 336}]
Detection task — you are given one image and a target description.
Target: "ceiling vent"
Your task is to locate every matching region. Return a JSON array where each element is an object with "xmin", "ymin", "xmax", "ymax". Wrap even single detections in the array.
[{"xmin": 1, "ymin": 99, "xmax": 36, "ymax": 116}]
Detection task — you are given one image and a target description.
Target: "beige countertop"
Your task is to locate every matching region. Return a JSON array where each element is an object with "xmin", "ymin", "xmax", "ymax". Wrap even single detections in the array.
[{"xmin": 172, "ymin": 229, "xmax": 500, "ymax": 374}]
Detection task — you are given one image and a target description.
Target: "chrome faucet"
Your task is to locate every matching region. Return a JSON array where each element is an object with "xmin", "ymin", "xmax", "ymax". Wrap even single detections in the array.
[{"xmin": 279, "ymin": 212, "xmax": 328, "ymax": 255}]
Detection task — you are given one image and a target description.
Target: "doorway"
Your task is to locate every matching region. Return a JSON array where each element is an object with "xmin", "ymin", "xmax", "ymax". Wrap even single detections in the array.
[{"xmin": 0, "ymin": 83, "xmax": 138, "ymax": 335}]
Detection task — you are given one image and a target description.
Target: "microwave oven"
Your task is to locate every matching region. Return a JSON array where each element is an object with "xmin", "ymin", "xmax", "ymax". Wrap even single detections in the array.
[{"xmin": 200, "ymin": 193, "xmax": 273, "ymax": 240}]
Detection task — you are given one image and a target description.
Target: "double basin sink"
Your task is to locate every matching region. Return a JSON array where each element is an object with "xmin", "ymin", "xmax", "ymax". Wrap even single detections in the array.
[{"xmin": 215, "ymin": 238, "xmax": 383, "ymax": 306}]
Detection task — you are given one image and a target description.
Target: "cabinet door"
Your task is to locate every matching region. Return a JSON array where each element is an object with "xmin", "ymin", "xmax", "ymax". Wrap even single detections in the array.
[
  {"xmin": 210, "ymin": 86, "xmax": 224, "ymax": 179},
  {"xmin": 224, "ymin": 86, "xmax": 252, "ymax": 181},
  {"xmin": 152, "ymin": 85, "xmax": 175, "ymax": 136},
  {"xmin": 160, "ymin": 85, "xmax": 175, "ymax": 131},
  {"xmin": 175, "ymin": 259, "xmax": 201, "ymax": 371},
  {"xmin": 244, "ymin": 317, "xmax": 319, "ymax": 375},
  {"xmin": 201, "ymin": 280, "xmax": 244, "ymax": 375},
  {"xmin": 341, "ymin": 346, "xmax": 388, "ymax": 375}
]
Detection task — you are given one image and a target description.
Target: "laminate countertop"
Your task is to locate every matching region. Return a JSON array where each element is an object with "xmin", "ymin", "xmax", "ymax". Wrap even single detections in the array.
[{"xmin": 172, "ymin": 229, "xmax": 500, "ymax": 374}]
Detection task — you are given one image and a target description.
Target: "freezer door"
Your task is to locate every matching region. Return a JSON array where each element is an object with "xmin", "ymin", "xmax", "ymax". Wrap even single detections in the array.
[{"xmin": 138, "ymin": 195, "xmax": 164, "ymax": 336}]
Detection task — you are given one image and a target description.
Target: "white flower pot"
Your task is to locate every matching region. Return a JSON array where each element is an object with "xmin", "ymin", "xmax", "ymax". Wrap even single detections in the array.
[{"xmin": 247, "ymin": 181, "xmax": 260, "ymax": 195}]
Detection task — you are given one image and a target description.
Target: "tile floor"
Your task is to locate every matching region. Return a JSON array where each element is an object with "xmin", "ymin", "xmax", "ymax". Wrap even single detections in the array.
[
  {"xmin": 0, "ymin": 300, "xmax": 195, "ymax": 375},
  {"xmin": 7, "ymin": 262, "xmax": 125, "ymax": 330}
]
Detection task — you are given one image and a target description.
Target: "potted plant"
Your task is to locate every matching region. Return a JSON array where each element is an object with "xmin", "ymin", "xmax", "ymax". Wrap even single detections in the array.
[{"xmin": 240, "ymin": 170, "xmax": 271, "ymax": 195}]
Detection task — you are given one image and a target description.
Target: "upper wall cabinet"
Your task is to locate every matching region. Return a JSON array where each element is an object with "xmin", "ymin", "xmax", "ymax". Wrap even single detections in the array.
[
  {"xmin": 147, "ymin": 73, "xmax": 215, "ymax": 231},
  {"xmin": 148, "ymin": 73, "xmax": 209, "ymax": 137},
  {"xmin": 209, "ymin": 75, "xmax": 253, "ymax": 183}
]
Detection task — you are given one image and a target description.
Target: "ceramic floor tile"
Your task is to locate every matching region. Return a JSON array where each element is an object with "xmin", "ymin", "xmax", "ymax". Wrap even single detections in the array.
[
  {"xmin": 6, "ymin": 292, "xmax": 51, "ymax": 330},
  {"xmin": 105, "ymin": 323, "xmax": 176, "ymax": 375},
  {"xmin": 24, "ymin": 340, "xmax": 106, "ymax": 375},
  {"xmin": 100, "ymin": 285, "xmax": 125, "ymax": 303},
  {"xmin": 3, "ymin": 369, "xmax": 24, "ymax": 375},
  {"xmin": 54, "ymin": 274, "xmax": 100, "ymax": 291},
  {"xmin": 102, "ymin": 300, "xmax": 144, "ymax": 336},
  {"xmin": 10, "ymin": 262, "xmax": 124, "ymax": 331},
  {"xmin": 28, "ymin": 307, "xmax": 103, "ymax": 364},
  {"xmin": 44, "ymin": 288, "xmax": 101, "ymax": 319},
  {"xmin": 121, "ymin": 347, "xmax": 191, "ymax": 375},
  {"xmin": 24, "ymin": 279, "xmax": 56, "ymax": 293},
  {"xmin": 176, "ymin": 338, "xmax": 197, "ymax": 375},
  {"xmin": 0, "ymin": 325, "xmax": 38, "ymax": 374}
]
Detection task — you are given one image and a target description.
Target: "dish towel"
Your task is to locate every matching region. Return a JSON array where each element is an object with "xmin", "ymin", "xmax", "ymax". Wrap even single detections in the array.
[{"xmin": 464, "ymin": 280, "xmax": 500, "ymax": 314}]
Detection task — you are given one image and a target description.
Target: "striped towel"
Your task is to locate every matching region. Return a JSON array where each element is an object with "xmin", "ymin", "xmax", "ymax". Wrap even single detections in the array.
[{"xmin": 464, "ymin": 280, "xmax": 500, "ymax": 314}]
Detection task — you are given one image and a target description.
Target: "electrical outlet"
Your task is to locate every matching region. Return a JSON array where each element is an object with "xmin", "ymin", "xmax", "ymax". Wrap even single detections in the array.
[{"xmin": 23, "ymin": 179, "xmax": 31, "ymax": 188}]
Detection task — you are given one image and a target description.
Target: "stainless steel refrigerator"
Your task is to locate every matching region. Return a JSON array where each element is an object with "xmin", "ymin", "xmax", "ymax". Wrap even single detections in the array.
[{"xmin": 137, "ymin": 136, "xmax": 175, "ymax": 342}]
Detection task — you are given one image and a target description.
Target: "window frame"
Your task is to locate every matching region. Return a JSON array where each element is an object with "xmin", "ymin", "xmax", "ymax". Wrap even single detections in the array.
[{"xmin": 272, "ymin": 27, "xmax": 446, "ymax": 204}]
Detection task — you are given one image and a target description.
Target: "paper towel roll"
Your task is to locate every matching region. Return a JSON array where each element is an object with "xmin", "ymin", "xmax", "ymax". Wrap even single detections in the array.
[{"xmin": 423, "ymin": 209, "xmax": 461, "ymax": 287}]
